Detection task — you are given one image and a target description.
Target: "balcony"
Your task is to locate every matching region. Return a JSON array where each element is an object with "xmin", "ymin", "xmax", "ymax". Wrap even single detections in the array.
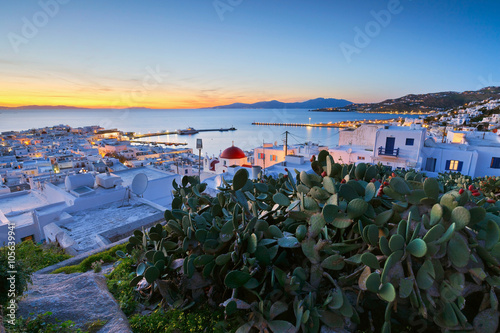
[{"xmin": 378, "ymin": 146, "xmax": 400, "ymax": 157}]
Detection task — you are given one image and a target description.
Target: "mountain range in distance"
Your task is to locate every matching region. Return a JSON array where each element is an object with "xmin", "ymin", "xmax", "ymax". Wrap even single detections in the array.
[{"xmin": 208, "ymin": 98, "xmax": 353, "ymax": 109}]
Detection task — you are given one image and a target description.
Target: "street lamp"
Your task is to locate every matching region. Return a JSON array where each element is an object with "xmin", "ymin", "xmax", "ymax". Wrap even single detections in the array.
[{"xmin": 196, "ymin": 139, "xmax": 203, "ymax": 180}]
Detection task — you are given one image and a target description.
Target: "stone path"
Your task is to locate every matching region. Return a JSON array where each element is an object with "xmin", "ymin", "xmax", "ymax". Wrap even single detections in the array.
[{"xmin": 17, "ymin": 271, "xmax": 131, "ymax": 332}]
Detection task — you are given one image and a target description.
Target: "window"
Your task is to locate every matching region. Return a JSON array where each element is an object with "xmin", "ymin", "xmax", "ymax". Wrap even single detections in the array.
[
  {"xmin": 405, "ymin": 138, "xmax": 414, "ymax": 146},
  {"xmin": 21, "ymin": 235, "xmax": 34, "ymax": 242},
  {"xmin": 491, "ymin": 157, "xmax": 500, "ymax": 169},
  {"xmin": 258, "ymin": 153, "xmax": 265, "ymax": 159},
  {"xmin": 270, "ymin": 155, "xmax": 277, "ymax": 161},
  {"xmin": 445, "ymin": 160, "xmax": 463, "ymax": 172}
]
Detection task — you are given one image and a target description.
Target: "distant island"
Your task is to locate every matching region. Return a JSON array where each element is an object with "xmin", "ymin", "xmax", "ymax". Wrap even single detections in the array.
[
  {"xmin": 312, "ymin": 87, "xmax": 500, "ymax": 113},
  {"xmin": 208, "ymin": 98, "xmax": 353, "ymax": 109}
]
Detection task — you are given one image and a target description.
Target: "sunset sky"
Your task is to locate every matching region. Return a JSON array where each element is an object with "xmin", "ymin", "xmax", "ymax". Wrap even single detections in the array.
[{"xmin": 1, "ymin": 0, "xmax": 500, "ymax": 109}]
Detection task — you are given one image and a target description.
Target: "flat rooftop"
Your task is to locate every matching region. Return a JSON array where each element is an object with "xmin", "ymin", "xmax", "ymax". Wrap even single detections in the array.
[
  {"xmin": 0, "ymin": 191, "xmax": 48, "ymax": 214},
  {"xmin": 113, "ymin": 167, "xmax": 174, "ymax": 187},
  {"xmin": 61, "ymin": 201, "xmax": 162, "ymax": 252},
  {"xmin": 7, "ymin": 212, "xmax": 33, "ymax": 228},
  {"xmin": 466, "ymin": 136, "xmax": 500, "ymax": 148}
]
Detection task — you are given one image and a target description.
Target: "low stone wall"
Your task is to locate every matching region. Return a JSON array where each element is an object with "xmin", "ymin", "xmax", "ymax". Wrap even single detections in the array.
[{"xmin": 36, "ymin": 237, "xmax": 129, "ymax": 275}]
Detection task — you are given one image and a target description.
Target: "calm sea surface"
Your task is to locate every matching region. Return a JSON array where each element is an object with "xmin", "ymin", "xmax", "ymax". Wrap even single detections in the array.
[{"xmin": 0, "ymin": 109, "xmax": 419, "ymax": 156}]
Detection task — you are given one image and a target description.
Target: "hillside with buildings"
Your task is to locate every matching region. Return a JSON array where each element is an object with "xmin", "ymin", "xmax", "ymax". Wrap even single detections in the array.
[{"xmin": 313, "ymin": 86, "xmax": 500, "ymax": 113}]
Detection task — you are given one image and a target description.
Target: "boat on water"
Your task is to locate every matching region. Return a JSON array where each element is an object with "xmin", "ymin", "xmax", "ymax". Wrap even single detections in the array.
[{"xmin": 177, "ymin": 127, "xmax": 199, "ymax": 135}]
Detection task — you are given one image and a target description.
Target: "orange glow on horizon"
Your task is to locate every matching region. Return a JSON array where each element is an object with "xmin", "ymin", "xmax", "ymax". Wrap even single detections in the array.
[
  {"xmin": 0, "ymin": 79, "xmax": 368, "ymax": 109},
  {"xmin": 0, "ymin": 92, "xmax": 291, "ymax": 109}
]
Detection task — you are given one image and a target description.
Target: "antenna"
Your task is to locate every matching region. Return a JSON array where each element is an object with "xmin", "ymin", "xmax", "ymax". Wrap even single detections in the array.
[{"xmin": 131, "ymin": 173, "xmax": 148, "ymax": 197}]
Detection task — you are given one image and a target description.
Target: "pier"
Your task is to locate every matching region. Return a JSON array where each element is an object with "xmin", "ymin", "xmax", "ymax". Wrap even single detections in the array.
[
  {"xmin": 132, "ymin": 131, "xmax": 177, "ymax": 138},
  {"xmin": 130, "ymin": 140, "xmax": 188, "ymax": 146},
  {"xmin": 130, "ymin": 127, "xmax": 236, "ymax": 138},
  {"xmin": 252, "ymin": 122, "xmax": 342, "ymax": 128},
  {"xmin": 252, "ymin": 118, "xmax": 403, "ymax": 129}
]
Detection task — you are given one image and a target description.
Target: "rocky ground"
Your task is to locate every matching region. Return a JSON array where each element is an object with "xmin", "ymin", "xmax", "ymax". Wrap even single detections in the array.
[{"xmin": 16, "ymin": 266, "xmax": 131, "ymax": 333}]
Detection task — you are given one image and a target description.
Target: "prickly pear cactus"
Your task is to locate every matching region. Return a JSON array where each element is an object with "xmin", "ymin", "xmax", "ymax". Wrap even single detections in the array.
[{"xmin": 124, "ymin": 152, "xmax": 500, "ymax": 333}]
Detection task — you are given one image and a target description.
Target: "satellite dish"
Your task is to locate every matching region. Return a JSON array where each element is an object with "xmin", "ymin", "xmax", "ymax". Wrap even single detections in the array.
[{"xmin": 131, "ymin": 173, "xmax": 148, "ymax": 197}]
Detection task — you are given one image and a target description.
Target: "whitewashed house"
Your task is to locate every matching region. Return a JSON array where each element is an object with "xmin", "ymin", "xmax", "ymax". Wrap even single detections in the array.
[{"xmin": 372, "ymin": 125, "xmax": 427, "ymax": 170}]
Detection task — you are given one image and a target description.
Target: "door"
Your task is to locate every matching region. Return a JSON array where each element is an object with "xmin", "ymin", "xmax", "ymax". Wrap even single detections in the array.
[
  {"xmin": 425, "ymin": 158, "xmax": 436, "ymax": 172},
  {"xmin": 385, "ymin": 137, "xmax": 395, "ymax": 155}
]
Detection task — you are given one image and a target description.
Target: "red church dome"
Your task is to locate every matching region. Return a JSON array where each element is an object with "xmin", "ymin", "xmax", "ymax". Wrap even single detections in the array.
[{"xmin": 220, "ymin": 146, "xmax": 246, "ymax": 159}]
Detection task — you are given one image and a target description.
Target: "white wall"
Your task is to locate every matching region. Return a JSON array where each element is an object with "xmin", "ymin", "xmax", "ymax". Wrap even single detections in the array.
[
  {"xmin": 374, "ymin": 128, "xmax": 426, "ymax": 169},
  {"xmin": 421, "ymin": 147, "xmax": 477, "ymax": 176},
  {"xmin": 328, "ymin": 148, "xmax": 374, "ymax": 165},
  {"xmin": 472, "ymin": 146, "xmax": 500, "ymax": 178},
  {"xmin": 338, "ymin": 125, "xmax": 382, "ymax": 147}
]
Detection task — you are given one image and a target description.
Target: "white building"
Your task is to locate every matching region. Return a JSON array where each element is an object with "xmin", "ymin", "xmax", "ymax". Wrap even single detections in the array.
[
  {"xmin": 204, "ymin": 144, "xmax": 250, "ymax": 175},
  {"xmin": 0, "ymin": 167, "xmax": 180, "ymax": 254},
  {"xmin": 372, "ymin": 125, "xmax": 427, "ymax": 170},
  {"xmin": 328, "ymin": 125, "xmax": 426, "ymax": 170},
  {"xmin": 421, "ymin": 132, "xmax": 500, "ymax": 178}
]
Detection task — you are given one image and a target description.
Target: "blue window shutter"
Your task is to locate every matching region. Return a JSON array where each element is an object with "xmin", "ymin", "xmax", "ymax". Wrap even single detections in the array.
[
  {"xmin": 457, "ymin": 161, "xmax": 463, "ymax": 172},
  {"xmin": 445, "ymin": 160, "xmax": 451, "ymax": 170},
  {"xmin": 492, "ymin": 157, "xmax": 500, "ymax": 169}
]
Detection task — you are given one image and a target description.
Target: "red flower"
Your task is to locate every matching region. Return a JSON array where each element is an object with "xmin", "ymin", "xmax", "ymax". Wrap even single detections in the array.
[
  {"xmin": 383, "ymin": 181, "xmax": 389, "ymax": 186},
  {"xmin": 321, "ymin": 171, "xmax": 327, "ymax": 177},
  {"xmin": 458, "ymin": 188, "xmax": 464, "ymax": 195},
  {"xmin": 392, "ymin": 173, "xmax": 396, "ymax": 177},
  {"xmin": 472, "ymin": 192, "xmax": 480, "ymax": 197},
  {"xmin": 487, "ymin": 199, "xmax": 495, "ymax": 203},
  {"xmin": 371, "ymin": 178, "xmax": 376, "ymax": 183},
  {"xmin": 468, "ymin": 185, "xmax": 475, "ymax": 191},
  {"xmin": 341, "ymin": 179, "xmax": 346, "ymax": 184},
  {"xmin": 284, "ymin": 168, "xmax": 288, "ymax": 172}
]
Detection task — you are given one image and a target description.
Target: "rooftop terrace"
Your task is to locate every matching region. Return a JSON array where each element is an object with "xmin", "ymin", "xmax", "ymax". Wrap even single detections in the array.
[
  {"xmin": 0, "ymin": 191, "xmax": 48, "ymax": 215},
  {"xmin": 113, "ymin": 167, "xmax": 174, "ymax": 187},
  {"xmin": 62, "ymin": 201, "xmax": 162, "ymax": 252}
]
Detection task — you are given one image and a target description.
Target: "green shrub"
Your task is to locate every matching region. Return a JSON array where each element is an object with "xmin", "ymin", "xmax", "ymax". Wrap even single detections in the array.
[
  {"xmin": 52, "ymin": 243, "xmax": 127, "ymax": 274},
  {"xmin": 15, "ymin": 241, "xmax": 71, "ymax": 272},
  {"xmin": 124, "ymin": 152, "xmax": 500, "ymax": 332},
  {"xmin": 105, "ymin": 257, "xmax": 138, "ymax": 316},
  {"xmin": 0, "ymin": 244, "xmax": 33, "ymax": 308},
  {"xmin": 5, "ymin": 311, "xmax": 83, "ymax": 333},
  {"xmin": 128, "ymin": 307, "xmax": 228, "ymax": 333}
]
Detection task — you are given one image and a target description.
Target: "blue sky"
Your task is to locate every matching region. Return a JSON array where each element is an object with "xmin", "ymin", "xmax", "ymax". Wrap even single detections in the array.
[{"xmin": 1, "ymin": 0, "xmax": 499, "ymax": 107}]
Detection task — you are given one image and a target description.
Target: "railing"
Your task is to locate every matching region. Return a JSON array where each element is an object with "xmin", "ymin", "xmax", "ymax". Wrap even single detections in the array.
[{"xmin": 378, "ymin": 146, "xmax": 400, "ymax": 157}]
